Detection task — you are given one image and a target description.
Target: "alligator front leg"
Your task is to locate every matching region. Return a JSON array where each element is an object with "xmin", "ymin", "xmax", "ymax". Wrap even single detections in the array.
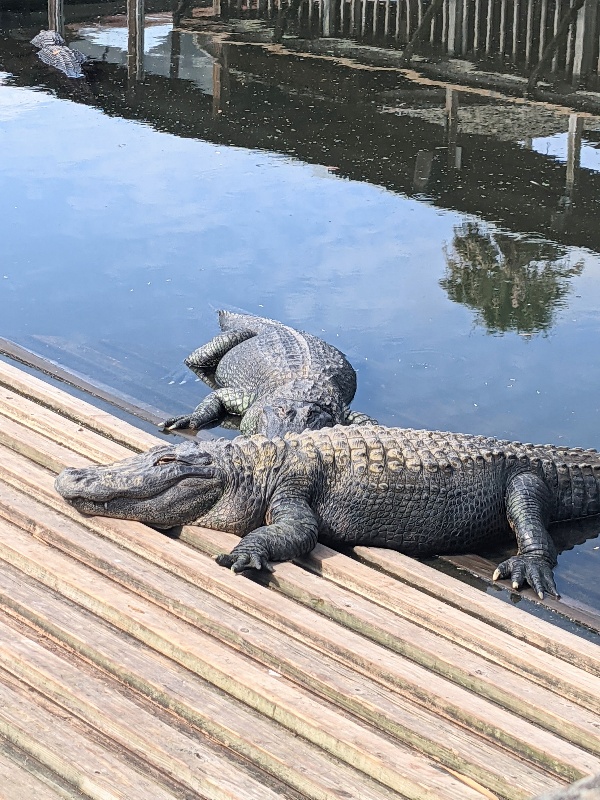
[
  {"xmin": 184, "ymin": 329, "xmax": 256, "ymax": 387},
  {"xmin": 216, "ymin": 494, "xmax": 318, "ymax": 572},
  {"xmin": 493, "ymin": 471, "xmax": 559, "ymax": 599},
  {"xmin": 160, "ymin": 388, "xmax": 255, "ymax": 432}
]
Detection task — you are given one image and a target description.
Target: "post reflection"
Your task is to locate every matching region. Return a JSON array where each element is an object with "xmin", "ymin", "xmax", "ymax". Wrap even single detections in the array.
[
  {"xmin": 127, "ymin": 0, "xmax": 145, "ymax": 82},
  {"xmin": 47, "ymin": 0, "xmax": 64, "ymax": 37}
]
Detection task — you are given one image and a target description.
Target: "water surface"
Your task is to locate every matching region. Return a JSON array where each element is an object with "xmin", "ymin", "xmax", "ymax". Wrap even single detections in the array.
[{"xmin": 1, "ymin": 5, "xmax": 600, "ymax": 613}]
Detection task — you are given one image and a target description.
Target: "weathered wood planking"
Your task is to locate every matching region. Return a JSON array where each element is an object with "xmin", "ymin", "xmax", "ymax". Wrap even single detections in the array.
[
  {"xmin": 0, "ymin": 476, "xmax": 586, "ymax": 796},
  {"xmin": 2, "ymin": 445, "xmax": 600, "ymax": 771},
  {"xmin": 0, "ymin": 746, "xmax": 81, "ymax": 800},
  {"xmin": 2, "ymin": 350, "xmax": 598, "ymax": 628},
  {"xmin": 0, "ymin": 358, "xmax": 600, "ymax": 799}
]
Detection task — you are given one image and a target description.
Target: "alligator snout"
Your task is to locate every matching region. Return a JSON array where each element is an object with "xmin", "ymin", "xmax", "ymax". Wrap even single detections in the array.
[{"xmin": 55, "ymin": 467, "xmax": 116, "ymax": 502}]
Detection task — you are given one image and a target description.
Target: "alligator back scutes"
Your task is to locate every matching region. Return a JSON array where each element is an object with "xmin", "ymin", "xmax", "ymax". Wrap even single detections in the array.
[
  {"xmin": 217, "ymin": 310, "xmax": 356, "ymax": 400},
  {"xmin": 289, "ymin": 425, "xmax": 600, "ymax": 475}
]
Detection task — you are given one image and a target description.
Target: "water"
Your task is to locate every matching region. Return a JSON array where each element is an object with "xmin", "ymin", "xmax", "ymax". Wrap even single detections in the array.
[{"xmin": 1, "ymin": 4, "xmax": 600, "ymax": 613}]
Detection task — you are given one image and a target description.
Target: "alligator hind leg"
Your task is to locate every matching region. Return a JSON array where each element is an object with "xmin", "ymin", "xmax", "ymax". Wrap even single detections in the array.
[
  {"xmin": 493, "ymin": 472, "xmax": 559, "ymax": 599},
  {"xmin": 184, "ymin": 330, "xmax": 256, "ymax": 388},
  {"xmin": 160, "ymin": 388, "xmax": 255, "ymax": 432}
]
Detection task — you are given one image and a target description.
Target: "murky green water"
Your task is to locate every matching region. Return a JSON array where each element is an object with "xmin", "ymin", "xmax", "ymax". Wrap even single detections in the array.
[{"xmin": 1, "ymin": 4, "xmax": 600, "ymax": 614}]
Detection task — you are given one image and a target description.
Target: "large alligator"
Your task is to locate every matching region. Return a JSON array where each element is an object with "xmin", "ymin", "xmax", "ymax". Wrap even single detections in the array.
[
  {"xmin": 31, "ymin": 31, "xmax": 87, "ymax": 79},
  {"xmin": 55, "ymin": 424, "xmax": 600, "ymax": 598},
  {"xmin": 160, "ymin": 311, "xmax": 375, "ymax": 437}
]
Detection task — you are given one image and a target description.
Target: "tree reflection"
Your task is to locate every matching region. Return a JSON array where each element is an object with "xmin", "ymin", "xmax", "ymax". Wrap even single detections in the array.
[{"xmin": 440, "ymin": 221, "xmax": 583, "ymax": 335}]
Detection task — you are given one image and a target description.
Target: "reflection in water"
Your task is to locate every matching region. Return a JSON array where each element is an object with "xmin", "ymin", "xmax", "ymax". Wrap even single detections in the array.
[
  {"xmin": 31, "ymin": 30, "xmax": 87, "ymax": 78},
  {"xmin": 204, "ymin": 0, "xmax": 600, "ymax": 87},
  {"xmin": 441, "ymin": 221, "xmax": 583, "ymax": 335},
  {"xmin": 1, "ymin": 0, "xmax": 600, "ymax": 613}
]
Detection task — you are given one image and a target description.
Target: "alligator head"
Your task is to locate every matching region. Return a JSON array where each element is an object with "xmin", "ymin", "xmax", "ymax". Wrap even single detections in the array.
[
  {"xmin": 240, "ymin": 400, "xmax": 335, "ymax": 438},
  {"xmin": 239, "ymin": 379, "xmax": 340, "ymax": 438},
  {"xmin": 54, "ymin": 440, "xmax": 225, "ymax": 529}
]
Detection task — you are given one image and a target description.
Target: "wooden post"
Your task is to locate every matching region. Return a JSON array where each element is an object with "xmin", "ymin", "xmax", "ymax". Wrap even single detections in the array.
[
  {"xmin": 401, "ymin": 0, "xmax": 445, "ymax": 62},
  {"xmin": 445, "ymin": 88, "xmax": 460, "ymax": 168},
  {"xmin": 461, "ymin": 0, "xmax": 468, "ymax": 52},
  {"xmin": 212, "ymin": 44, "xmax": 230, "ymax": 116},
  {"xmin": 473, "ymin": 0, "xmax": 481, "ymax": 50},
  {"xmin": 447, "ymin": 0, "xmax": 464, "ymax": 54},
  {"xmin": 169, "ymin": 28, "xmax": 180, "ymax": 78},
  {"xmin": 551, "ymin": 0, "xmax": 561, "ymax": 69},
  {"xmin": 484, "ymin": 0, "xmax": 493, "ymax": 53},
  {"xmin": 526, "ymin": 0, "xmax": 586, "ymax": 93},
  {"xmin": 538, "ymin": 0, "xmax": 548, "ymax": 60},
  {"xmin": 525, "ymin": 0, "xmax": 534, "ymax": 64},
  {"xmin": 323, "ymin": 0, "xmax": 333, "ymax": 34},
  {"xmin": 572, "ymin": 0, "xmax": 598, "ymax": 83},
  {"xmin": 566, "ymin": 114, "xmax": 583, "ymax": 197},
  {"xmin": 127, "ymin": 0, "xmax": 145, "ymax": 82},
  {"xmin": 512, "ymin": 0, "xmax": 520, "ymax": 61},
  {"xmin": 47, "ymin": 0, "xmax": 64, "ymax": 37},
  {"xmin": 413, "ymin": 151, "xmax": 434, "ymax": 191}
]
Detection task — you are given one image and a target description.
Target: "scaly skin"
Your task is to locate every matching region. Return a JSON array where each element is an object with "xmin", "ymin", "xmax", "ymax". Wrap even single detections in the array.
[
  {"xmin": 31, "ymin": 31, "xmax": 87, "ymax": 79},
  {"xmin": 55, "ymin": 425, "xmax": 600, "ymax": 599},
  {"xmin": 160, "ymin": 311, "xmax": 376, "ymax": 437}
]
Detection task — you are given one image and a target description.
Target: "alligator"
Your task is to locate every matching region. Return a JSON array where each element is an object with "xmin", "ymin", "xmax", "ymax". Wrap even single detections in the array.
[
  {"xmin": 55, "ymin": 424, "xmax": 600, "ymax": 598},
  {"xmin": 31, "ymin": 31, "xmax": 87, "ymax": 79},
  {"xmin": 160, "ymin": 311, "xmax": 375, "ymax": 438}
]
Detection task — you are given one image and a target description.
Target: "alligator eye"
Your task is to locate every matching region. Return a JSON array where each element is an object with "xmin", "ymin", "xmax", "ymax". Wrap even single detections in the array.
[{"xmin": 155, "ymin": 455, "xmax": 177, "ymax": 466}]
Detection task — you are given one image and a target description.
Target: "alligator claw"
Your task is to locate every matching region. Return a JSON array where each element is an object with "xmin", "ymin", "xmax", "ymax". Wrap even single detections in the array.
[
  {"xmin": 216, "ymin": 551, "xmax": 273, "ymax": 573},
  {"xmin": 159, "ymin": 415, "xmax": 198, "ymax": 432},
  {"xmin": 493, "ymin": 555, "xmax": 560, "ymax": 600}
]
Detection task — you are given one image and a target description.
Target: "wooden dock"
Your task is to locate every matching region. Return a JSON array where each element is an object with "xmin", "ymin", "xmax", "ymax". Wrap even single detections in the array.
[{"xmin": 0, "ymin": 356, "xmax": 600, "ymax": 800}]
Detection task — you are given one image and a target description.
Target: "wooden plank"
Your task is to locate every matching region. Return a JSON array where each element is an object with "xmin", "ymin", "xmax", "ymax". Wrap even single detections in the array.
[
  {"xmin": 4, "ymin": 385, "xmax": 599, "ymax": 665},
  {"xmin": 0, "ymin": 481, "xmax": 577, "ymax": 796},
  {"xmin": 0, "ymin": 517, "xmax": 487, "ymax": 800},
  {"xmin": 0, "ymin": 566, "xmax": 402, "ymax": 800},
  {"xmin": 0, "ymin": 454, "xmax": 600, "ymax": 775},
  {"xmin": 295, "ymin": 545, "xmax": 600, "ymax": 713},
  {"xmin": 440, "ymin": 551, "xmax": 600, "ymax": 634},
  {"xmin": 0, "ymin": 412, "xmax": 91, "ymax": 473},
  {"xmin": 353, "ymin": 548, "xmax": 600, "ymax": 662},
  {"xmin": 0, "ymin": 339, "xmax": 169, "ymax": 432},
  {"xmin": 8, "ymin": 385, "xmax": 596, "ymax": 701},
  {"xmin": 0, "ymin": 747, "xmax": 80, "ymax": 800},
  {"xmin": 0, "ymin": 674, "xmax": 182, "ymax": 800},
  {"xmin": 190, "ymin": 526, "xmax": 600, "ymax": 756},
  {"xmin": 0, "ymin": 386, "xmax": 136, "ymax": 464},
  {"xmin": 0, "ymin": 617, "xmax": 299, "ymax": 800},
  {"xmin": 0, "ymin": 357, "xmax": 163, "ymax": 452},
  {"xmin": 3, "ymin": 444, "xmax": 600, "ymax": 765}
]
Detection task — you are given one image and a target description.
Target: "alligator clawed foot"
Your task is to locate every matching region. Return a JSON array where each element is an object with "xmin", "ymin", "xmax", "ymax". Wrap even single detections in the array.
[
  {"xmin": 216, "ymin": 551, "xmax": 274, "ymax": 573},
  {"xmin": 493, "ymin": 555, "xmax": 560, "ymax": 600},
  {"xmin": 159, "ymin": 415, "xmax": 197, "ymax": 433}
]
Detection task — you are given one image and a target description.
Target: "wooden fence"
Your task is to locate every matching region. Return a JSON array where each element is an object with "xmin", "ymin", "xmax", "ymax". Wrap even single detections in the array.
[{"xmin": 216, "ymin": 0, "xmax": 600, "ymax": 79}]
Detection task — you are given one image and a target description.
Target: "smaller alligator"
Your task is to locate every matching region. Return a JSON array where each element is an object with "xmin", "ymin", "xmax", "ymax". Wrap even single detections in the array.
[
  {"xmin": 31, "ymin": 31, "xmax": 87, "ymax": 79},
  {"xmin": 55, "ymin": 424, "xmax": 600, "ymax": 598},
  {"xmin": 160, "ymin": 311, "xmax": 375, "ymax": 438}
]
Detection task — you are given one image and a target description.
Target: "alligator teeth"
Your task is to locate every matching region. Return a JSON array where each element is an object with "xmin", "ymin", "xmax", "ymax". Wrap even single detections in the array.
[{"xmin": 104, "ymin": 502, "xmax": 108, "ymax": 510}]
